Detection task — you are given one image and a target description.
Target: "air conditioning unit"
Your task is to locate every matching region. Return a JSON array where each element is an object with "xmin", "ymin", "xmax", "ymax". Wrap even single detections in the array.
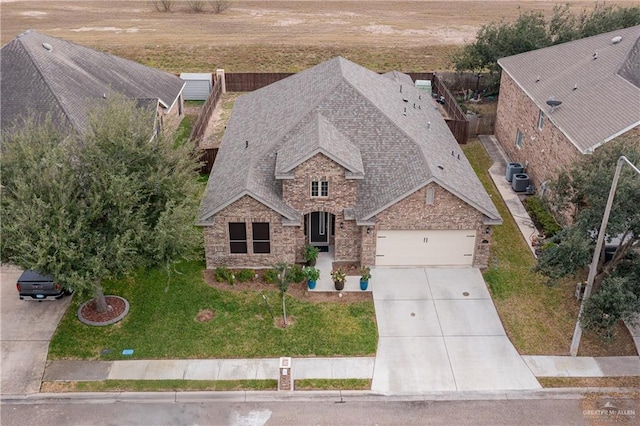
[
  {"xmin": 512, "ymin": 173, "xmax": 530, "ymax": 192},
  {"xmin": 506, "ymin": 162, "xmax": 524, "ymax": 182}
]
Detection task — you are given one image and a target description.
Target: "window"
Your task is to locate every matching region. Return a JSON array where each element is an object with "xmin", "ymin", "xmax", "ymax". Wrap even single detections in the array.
[
  {"xmin": 229, "ymin": 222, "xmax": 247, "ymax": 253},
  {"xmin": 252, "ymin": 222, "xmax": 270, "ymax": 254},
  {"xmin": 515, "ymin": 129, "xmax": 523, "ymax": 149},
  {"xmin": 311, "ymin": 180, "xmax": 328, "ymax": 197},
  {"xmin": 537, "ymin": 111, "xmax": 545, "ymax": 130}
]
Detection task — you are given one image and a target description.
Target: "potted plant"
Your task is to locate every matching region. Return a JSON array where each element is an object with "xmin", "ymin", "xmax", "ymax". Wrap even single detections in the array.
[
  {"xmin": 303, "ymin": 244, "xmax": 320, "ymax": 266},
  {"xmin": 302, "ymin": 266, "xmax": 320, "ymax": 290},
  {"xmin": 359, "ymin": 265, "xmax": 371, "ymax": 291},
  {"xmin": 331, "ymin": 268, "xmax": 346, "ymax": 291}
]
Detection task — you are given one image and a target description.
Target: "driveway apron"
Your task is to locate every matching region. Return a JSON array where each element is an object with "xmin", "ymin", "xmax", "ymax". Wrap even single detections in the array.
[
  {"xmin": 1, "ymin": 266, "xmax": 72, "ymax": 395},
  {"xmin": 371, "ymin": 267, "xmax": 540, "ymax": 394}
]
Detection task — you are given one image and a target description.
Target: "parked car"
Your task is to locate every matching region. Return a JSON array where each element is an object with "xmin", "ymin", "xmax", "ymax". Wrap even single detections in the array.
[{"xmin": 16, "ymin": 270, "xmax": 71, "ymax": 301}]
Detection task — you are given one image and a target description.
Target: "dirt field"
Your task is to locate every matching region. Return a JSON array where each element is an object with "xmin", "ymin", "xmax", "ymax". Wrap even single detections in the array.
[{"xmin": 1, "ymin": 0, "xmax": 631, "ymax": 72}]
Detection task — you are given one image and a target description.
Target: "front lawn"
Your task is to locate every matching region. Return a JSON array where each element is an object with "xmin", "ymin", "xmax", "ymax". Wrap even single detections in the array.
[
  {"xmin": 463, "ymin": 139, "xmax": 636, "ymax": 356},
  {"xmin": 49, "ymin": 261, "xmax": 377, "ymax": 360}
]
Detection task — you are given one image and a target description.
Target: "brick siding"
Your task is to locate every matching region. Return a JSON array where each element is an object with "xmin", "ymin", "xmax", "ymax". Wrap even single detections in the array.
[
  {"xmin": 495, "ymin": 72, "xmax": 582, "ymax": 191},
  {"xmin": 283, "ymin": 153, "xmax": 361, "ymax": 262}
]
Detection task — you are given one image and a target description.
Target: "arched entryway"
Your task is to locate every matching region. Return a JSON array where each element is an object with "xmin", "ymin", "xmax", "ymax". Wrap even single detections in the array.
[{"xmin": 305, "ymin": 211, "xmax": 335, "ymax": 248}]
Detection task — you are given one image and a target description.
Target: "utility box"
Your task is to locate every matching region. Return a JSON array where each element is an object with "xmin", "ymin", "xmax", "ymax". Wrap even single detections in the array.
[
  {"xmin": 278, "ymin": 357, "xmax": 293, "ymax": 391},
  {"xmin": 415, "ymin": 79, "xmax": 432, "ymax": 96}
]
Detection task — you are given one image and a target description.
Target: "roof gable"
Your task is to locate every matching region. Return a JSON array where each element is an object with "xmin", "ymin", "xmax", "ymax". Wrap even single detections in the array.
[
  {"xmin": 275, "ymin": 113, "xmax": 364, "ymax": 178},
  {"xmin": 1, "ymin": 30, "xmax": 185, "ymax": 134},
  {"xmin": 498, "ymin": 25, "xmax": 640, "ymax": 153}
]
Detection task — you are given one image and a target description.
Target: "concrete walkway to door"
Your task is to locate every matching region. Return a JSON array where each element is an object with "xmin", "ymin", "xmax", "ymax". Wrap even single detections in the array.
[{"xmin": 371, "ymin": 267, "xmax": 541, "ymax": 394}]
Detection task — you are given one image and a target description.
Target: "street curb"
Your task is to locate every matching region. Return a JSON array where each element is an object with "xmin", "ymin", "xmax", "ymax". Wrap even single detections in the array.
[{"xmin": 3, "ymin": 387, "xmax": 639, "ymax": 404}]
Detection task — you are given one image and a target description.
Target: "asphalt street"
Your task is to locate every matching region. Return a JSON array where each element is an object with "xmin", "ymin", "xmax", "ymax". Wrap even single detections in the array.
[{"xmin": 2, "ymin": 396, "xmax": 639, "ymax": 426}]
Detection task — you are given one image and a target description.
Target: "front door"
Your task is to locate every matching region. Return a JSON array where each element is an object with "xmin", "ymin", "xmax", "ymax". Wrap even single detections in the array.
[{"xmin": 309, "ymin": 212, "xmax": 329, "ymax": 245}]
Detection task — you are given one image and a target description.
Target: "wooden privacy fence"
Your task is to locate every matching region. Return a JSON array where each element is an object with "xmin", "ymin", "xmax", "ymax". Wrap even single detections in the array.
[
  {"xmin": 432, "ymin": 73, "xmax": 469, "ymax": 144},
  {"xmin": 225, "ymin": 73, "xmax": 295, "ymax": 92},
  {"xmin": 200, "ymin": 148, "xmax": 218, "ymax": 174},
  {"xmin": 189, "ymin": 74, "xmax": 222, "ymax": 144}
]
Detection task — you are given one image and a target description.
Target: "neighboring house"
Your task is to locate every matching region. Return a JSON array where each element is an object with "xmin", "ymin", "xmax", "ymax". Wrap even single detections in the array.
[
  {"xmin": 495, "ymin": 25, "xmax": 640, "ymax": 192},
  {"xmin": 197, "ymin": 57, "xmax": 501, "ymax": 269},
  {"xmin": 1, "ymin": 30, "xmax": 185, "ymax": 135}
]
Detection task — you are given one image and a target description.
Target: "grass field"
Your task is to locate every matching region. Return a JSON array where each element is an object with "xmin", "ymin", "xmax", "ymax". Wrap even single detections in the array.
[
  {"xmin": 463, "ymin": 140, "xmax": 637, "ymax": 357},
  {"xmin": 1, "ymin": 0, "xmax": 628, "ymax": 72}
]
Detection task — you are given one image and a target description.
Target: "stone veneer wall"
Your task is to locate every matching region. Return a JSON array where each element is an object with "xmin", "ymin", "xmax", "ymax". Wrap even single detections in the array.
[
  {"xmin": 283, "ymin": 153, "xmax": 361, "ymax": 262},
  {"xmin": 495, "ymin": 72, "xmax": 581, "ymax": 191},
  {"xmin": 372, "ymin": 183, "xmax": 491, "ymax": 268},
  {"xmin": 203, "ymin": 195, "xmax": 296, "ymax": 269}
]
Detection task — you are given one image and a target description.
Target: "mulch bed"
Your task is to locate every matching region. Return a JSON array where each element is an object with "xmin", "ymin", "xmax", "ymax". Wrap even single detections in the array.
[
  {"xmin": 203, "ymin": 270, "xmax": 372, "ymax": 303},
  {"xmin": 79, "ymin": 296, "xmax": 127, "ymax": 323}
]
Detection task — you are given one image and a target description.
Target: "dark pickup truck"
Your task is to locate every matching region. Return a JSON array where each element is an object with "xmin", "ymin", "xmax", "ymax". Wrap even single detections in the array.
[{"xmin": 16, "ymin": 270, "xmax": 68, "ymax": 301}]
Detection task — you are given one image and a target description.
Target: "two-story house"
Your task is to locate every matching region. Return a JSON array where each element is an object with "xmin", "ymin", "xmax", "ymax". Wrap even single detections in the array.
[
  {"xmin": 197, "ymin": 57, "xmax": 501, "ymax": 269},
  {"xmin": 495, "ymin": 25, "xmax": 640, "ymax": 193}
]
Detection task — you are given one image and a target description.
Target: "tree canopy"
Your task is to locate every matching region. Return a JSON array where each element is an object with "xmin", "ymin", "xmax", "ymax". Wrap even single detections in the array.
[
  {"xmin": 534, "ymin": 135, "xmax": 640, "ymax": 338},
  {"xmin": 1, "ymin": 96, "xmax": 202, "ymax": 311},
  {"xmin": 451, "ymin": 4, "xmax": 640, "ymax": 88}
]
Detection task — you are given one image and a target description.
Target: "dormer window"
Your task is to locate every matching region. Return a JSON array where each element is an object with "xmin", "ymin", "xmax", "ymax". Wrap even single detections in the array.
[{"xmin": 311, "ymin": 180, "xmax": 328, "ymax": 197}]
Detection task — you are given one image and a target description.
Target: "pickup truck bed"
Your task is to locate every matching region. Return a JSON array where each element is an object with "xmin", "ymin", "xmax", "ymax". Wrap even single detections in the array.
[{"xmin": 16, "ymin": 270, "xmax": 65, "ymax": 301}]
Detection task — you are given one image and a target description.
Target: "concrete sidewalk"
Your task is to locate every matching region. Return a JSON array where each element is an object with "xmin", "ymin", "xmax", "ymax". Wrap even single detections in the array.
[
  {"xmin": 43, "ymin": 355, "xmax": 640, "ymax": 383},
  {"xmin": 44, "ymin": 357, "xmax": 375, "ymax": 382},
  {"xmin": 478, "ymin": 135, "xmax": 538, "ymax": 257}
]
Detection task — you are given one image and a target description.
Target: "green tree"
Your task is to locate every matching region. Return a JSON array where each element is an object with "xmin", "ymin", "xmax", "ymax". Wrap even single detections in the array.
[
  {"xmin": 535, "ymin": 136, "xmax": 640, "ymax": 338},
  {"xmin": 452, "ymin": 4, "xmax": 640, "ymax": 88},
  {"xmin": 1, "ymin": 96, "xmax": 202, "ymax": 312}
]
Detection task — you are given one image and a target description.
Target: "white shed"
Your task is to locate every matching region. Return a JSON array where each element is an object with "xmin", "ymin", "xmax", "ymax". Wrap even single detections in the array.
[{"xmin": 180, "ymin": 73, "xmax": 213, "ymax": 101}]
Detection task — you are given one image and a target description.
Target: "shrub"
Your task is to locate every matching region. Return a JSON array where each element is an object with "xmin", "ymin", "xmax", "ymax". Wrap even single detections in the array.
[
  {"xmin": 214, "ymin": 265, "xmax": 234, "ymax": 285},
  {"xmin": 263, "ymin": 268, "xmax": 278, "ymax": 284},
  {"xmin": 523, "ymin": 196, "xmax": 562, "ymax": 238},
  {"xmin": 288, "ymin": 264, "xmax": 305, "ymax": 283},
  {"xmin": 235, "ymin": 269, "xmax": 254, "ymax": 283},
  {"xmin": 210, "ymin": 0, "xmax": 230, "ymax": 14}
]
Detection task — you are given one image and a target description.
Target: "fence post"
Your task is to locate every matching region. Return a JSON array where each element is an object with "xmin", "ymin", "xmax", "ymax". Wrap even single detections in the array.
[{"xmin": 216, "ymin": 69, "xmax": 226, "ymax": 94}]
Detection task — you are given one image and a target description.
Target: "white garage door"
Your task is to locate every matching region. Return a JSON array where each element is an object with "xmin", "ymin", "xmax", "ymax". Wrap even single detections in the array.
[{"xmin": 375, "ymin": 230, "xmax": 476, "ymax": 266}]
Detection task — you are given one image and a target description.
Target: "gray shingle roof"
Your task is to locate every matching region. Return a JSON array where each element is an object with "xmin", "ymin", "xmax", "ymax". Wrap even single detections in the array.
[
  {"xmin": 1, "ymin": 30, "xmax": 185, "ymax": 134},
  {"xmin": 198, "ymin": 57, "xmax": 501, "ymax": 224},
  {"xmin": 498, "ymin": 25, "xmax": 640, "ymax": 154},
  {"xmin": 275, "ymin": 113, "xmax": 364, "ymax": 177}
]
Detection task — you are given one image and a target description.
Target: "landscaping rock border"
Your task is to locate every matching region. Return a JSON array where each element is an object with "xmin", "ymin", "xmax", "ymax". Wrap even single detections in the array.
[{"xmin": 77, "ymin": 295, "xmax": 130, "ymax": 326}]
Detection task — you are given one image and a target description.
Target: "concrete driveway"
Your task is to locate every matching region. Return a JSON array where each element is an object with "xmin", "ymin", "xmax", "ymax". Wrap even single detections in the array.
[
  {"xmin": 371, "ymin": 267, "xmax": 541, "ymax": 394},
  {"xmin": 1, "ymin": 265, "xmax": 72, "ymax": 395}
]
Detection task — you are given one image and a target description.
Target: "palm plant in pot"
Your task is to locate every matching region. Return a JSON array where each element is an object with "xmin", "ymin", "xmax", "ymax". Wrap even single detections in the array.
[
  {"xmin": 359, "ymin": 265, "xmax": 371, "ymax": 290},
  {"xmin": 303, "ymin": 244, "xmax": 320, "ymax": 266},
  {"xmin": 331, "ymin": 268, "xmax": 346, "ymax": 291},
  {"xmin": 302, "ymin": 266, "xmax": 320, "ymax": 290}
]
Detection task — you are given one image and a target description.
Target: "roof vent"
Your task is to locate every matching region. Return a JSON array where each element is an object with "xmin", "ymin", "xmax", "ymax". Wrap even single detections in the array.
[
  {"xmin": 573, "ymin": 84, "xmax": 578, "ymax": 91},
  {"xmin": 42, "ymin": 42, "xmax": 53, "ymax": 51},
  {"xmin": 427, "ymin": 121, "xmax": 431, "ymax": 130},
  {"xmin": 592, "ymin": 51, "xmax": 598, "ymax": 60},
  {"xmin": 437, "ymin": 165, "xmax": 444, "ymax": 170},
  {"xmin": 611, "ymin": 36, "xmax": 622, "ymax": 44},
  {"xmin": 245, "ymin": 140, "xmax": 249, "ymax": 149},
  {"xmin": 535, "ymin": 75, "xmax": 540, "ymax": 83}
]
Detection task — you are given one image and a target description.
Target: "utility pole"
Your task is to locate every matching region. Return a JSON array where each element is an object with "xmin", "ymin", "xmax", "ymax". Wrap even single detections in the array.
[{"xmin": 570, "ymin": 156, "xmax": 640, "ymax": 356}]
